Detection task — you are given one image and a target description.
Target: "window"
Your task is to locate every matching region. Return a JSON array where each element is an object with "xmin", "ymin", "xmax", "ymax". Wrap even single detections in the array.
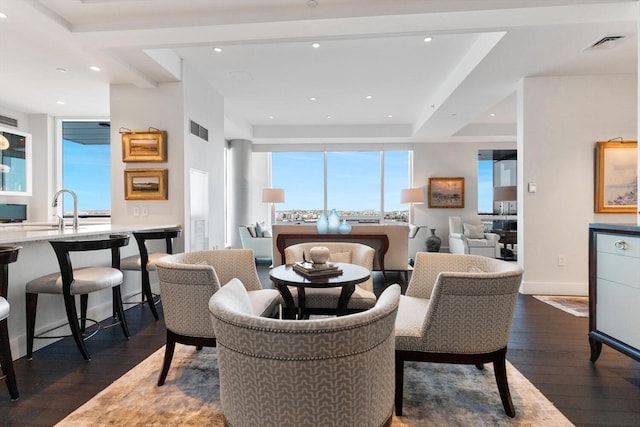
[
  {"xmin": 62, "ymin": 121, "xmax": 111, "ymax": 217},
  {"xmin": 477, "ymin": 149, "xmax": 517, "ymax": 215},
  {"xmin": 272, "ymin": 150, "xmax": 410, "ymax": 223}
]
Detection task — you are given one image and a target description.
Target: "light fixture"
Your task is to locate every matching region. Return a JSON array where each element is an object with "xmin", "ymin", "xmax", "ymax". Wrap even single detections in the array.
[
  {"xmin": 0, "ymin": 12, "xmax": 7, "ymax": 19},
  {"xmin": 365, "ymin": 95, "xmax": 372, "ymax": 100},
  {"xmin": 423, "ymin": 36, "xmax": 433, "ymax": 43},
  {"xmin": 493, "ymin": 186, "xmax": 517, "ymax": 226},
  {"xmin": 262, "ymin": 188, "xmax": 285, "ymax": 227},
  {"xmin": 306, "ymin": 0, "xmax": 318, "ymax": 8},
  {"xmin": 0, "ymin": 164, "xmax": 10, "ymax": 173},
  {"xmin": 56, "ymin": 100, "xmax": 65, "ymax": 105},
  {"xmin": 56, "ymin": 67, "xmax": 67, "ymax": 73},
  {"xmin": 89, "ymin": 65, "xmax": 101, "ymax": 71},
  {"xmin": 489, "ymin": 113, "xmax": 496, "ymax": 117},
  {"xmin": 311, "ymin": 42, "xmax": 320, "ymax": 49},
  {"xmin": 401, "ymin": 188, "xmax": 424, "ymax": 224},
  {"xmin": 213, "ymin": 47, "xmax": 223, "ymax": 53},
  {"xmin": 310, "ymin": 97, "xmax": 317, "ymax": 101},
  {"xmin": 0, "ymin": 134, "xmax": 9, "ymax": 150}
]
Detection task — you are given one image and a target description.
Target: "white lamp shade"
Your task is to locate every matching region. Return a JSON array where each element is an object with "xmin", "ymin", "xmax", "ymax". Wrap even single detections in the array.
[
  {"xmin": 493, "ymin": 186, "xmax": 517, "ymax": 202},
  {"xmin": 400, "ymin": 188, "xmax": 424, "ymax": 204},
  {"xmin": 262, "ymin": 188, "xmax": 285, "ymax": 203}
]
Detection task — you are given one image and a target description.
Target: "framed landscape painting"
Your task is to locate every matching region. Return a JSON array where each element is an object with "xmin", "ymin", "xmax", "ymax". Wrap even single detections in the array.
[
  {"xmin": 428, "ymin": 177, "xmax": 465, "ymax": 208},
  {"xmin": 122, "ymin": 131, "xmax": 167, "ymax": 162},
  {"xmin": 124, "ymin": 168, "xmax": 168, "ymax": 200},
  {"xmin": 595, "ymin": 140, "xmax": 637, "ymax": 213}
]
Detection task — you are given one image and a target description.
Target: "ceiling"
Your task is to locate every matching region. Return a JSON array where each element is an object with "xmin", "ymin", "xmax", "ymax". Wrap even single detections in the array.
[{"xmin": 0, "ymin": 0, "xmax": 637, "ymax": 145}]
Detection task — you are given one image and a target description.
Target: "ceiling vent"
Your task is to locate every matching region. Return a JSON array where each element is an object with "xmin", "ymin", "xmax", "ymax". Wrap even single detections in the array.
[
  {"xmin": 588, "ymin": 35, "xmax": 624, "ymax": 50},
  {"xmin": 190, "ymin": 120, "xmax": 209, "ymax": 142},
  {"xmin": 0, "ymin": 115, "xmax": 18, "ymax": 128}
]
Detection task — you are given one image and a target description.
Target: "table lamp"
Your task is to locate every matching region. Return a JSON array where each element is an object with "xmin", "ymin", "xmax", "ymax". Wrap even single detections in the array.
[
  {"xmin": 262, "ymin": 188, "xmax": 285, "ymax": 227},
  {"xmin": 401, "ymin": 188, "xmax": 424, "ymax": 224},
  {"xmin": 493, "ymin": 186, "xmax": 517, "ymax": 227}
]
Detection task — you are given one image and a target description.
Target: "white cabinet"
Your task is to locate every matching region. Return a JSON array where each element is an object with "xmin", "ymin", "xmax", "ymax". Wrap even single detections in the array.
[{"xmin": 589, "ymin": 224, "xmax": 640, "ymax": 362}]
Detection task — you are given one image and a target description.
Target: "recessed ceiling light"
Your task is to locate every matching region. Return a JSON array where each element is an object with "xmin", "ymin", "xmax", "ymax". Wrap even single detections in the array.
[
  {"xmin": 268, "ymin": 115, "xmax": 274, "ymax": 119},
  {"xmin": 312, "ymin": 42, "xmax": 320, "ymax": 49},
  {"xmin": 365, "ymin": 95, "xmax": 373, "ymax": 100},
  {"xmin": 489, "ymin": 113, "xmax": 496, "ymax": 117},
  {"xmin": 89, "ymin": 65, "xmax": 101, "ymax": 72},
  {"xmin": 56, "ymin": 67, "xmax": 67, "ymax": 73},
  {"xmin": 56, "ymin": 100, "xmax": 65, "ymax": 105},
  {"xmin": 307, "ymin": 0, "xmax": 318, "ymax": 7},
  {"xmin": 213, "ymin": 47, "xmax": 223, "ymax": 53},
  {"xmin": 310, "ymin": 97, "xmax": 317, "ymax": 101},
  {"xmin": 0, "ymin": 12, "xmax": 7, "ymax": 19},
  {"xmin": 326, "ymin": 115, "xmax": 332, "ymax": 119},
  {"xmin": 424, "ymin": 36, "xmax": 433, "ymax": 43},
  {"xmin": 387, "ymin": 115, "xmax": 393, "ymax": 118}
]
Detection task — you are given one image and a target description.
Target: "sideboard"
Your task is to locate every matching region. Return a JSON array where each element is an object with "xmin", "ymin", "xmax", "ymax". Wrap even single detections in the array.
[{"xmin": 588, "ymin": 223, "xmax": 640, "ymax": 363}]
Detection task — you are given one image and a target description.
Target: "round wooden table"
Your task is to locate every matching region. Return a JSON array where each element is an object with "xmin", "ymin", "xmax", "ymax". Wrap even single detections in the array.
[{"xmin": 269, "ymin": 262, "xmax": 370, "ymax": 319}]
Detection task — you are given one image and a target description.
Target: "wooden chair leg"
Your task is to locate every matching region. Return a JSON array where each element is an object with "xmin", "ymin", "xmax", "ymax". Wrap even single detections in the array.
[
  {"xmin": 141, "ymin": 270, "xmax": 159, "ymax": 320},
  {"xmin": 112, "ymin": 286, "xmax": 130, "ymax": 338},
  {"xmin": 157, "ymin": 330, "xmax": 176, "ymax": 386},
  {"xmin": 62, "ymin": 292, "xmax": 91, "ymax": 361},
  {"xmin": 0, "ymin": 318, "xmax": 19, "ymax": 400},
  {"xmin": 25, "ymin": 293, "xmax": 38, "ymax": 360},
  {"xmin": 394, "ymin": 355, "xmax": 405, "ymax": 416},
  {"xmin": 493, "ymin": 350, "xmax": 515, "ymax": 417}
]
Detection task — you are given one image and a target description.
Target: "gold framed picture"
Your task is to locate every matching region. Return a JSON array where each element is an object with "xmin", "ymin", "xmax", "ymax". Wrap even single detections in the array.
[
  {"xmin": 122, "ymin": 131, "xmax": 167, "ymax": 162},
  {"xmin": 124, "ymin": 168, "xmax": 168, "ymax": 200},
  {"xmin": 428, "ymin": 177, "xmax": 465, "ymax": 208},
  {"xmin": 595, "ymin": 140, "xmax": 637, "ymax": 213}
]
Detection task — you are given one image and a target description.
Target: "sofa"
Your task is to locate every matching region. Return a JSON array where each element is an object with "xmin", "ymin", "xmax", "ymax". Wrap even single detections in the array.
[{"xmin": 238, "ymin": 225, "xmax": 272, "ymax": 261}]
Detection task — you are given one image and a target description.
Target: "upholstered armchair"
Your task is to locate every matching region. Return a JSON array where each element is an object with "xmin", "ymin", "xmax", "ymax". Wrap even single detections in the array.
[
  {"xmin": 238, "ymin": 226, "xmax": 272, "ymax": 261},
  {"xmin": 394, "ymin": 252, "xmax": 524, "ymax": 417},
  {"xmin": 154, "ymin": 249, "xmax": 281, "ymax": 386},
  {"xmin": 283, "ymin": 242, "xmax": 376, "ymax": 315},
  {"xmin": 209, "ymin": 279, "xmax": 401, "ymax": 427},
  {"xmin": 448, "ymin": 215, "xmax": 500, "ymax": 258},
  {"xmin": 408, "ymin": 225, "xmax": 430, "ymax": 263}
]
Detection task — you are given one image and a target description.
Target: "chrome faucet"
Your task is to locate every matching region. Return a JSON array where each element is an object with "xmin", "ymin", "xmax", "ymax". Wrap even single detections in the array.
[{"xmin": 52, "ymin": 189, "xmax": 79, "ymax": 231}]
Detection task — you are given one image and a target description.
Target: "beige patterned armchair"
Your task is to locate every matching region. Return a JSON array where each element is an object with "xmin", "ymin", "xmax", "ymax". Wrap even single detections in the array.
[
  {"xmin": 395, "ymin": 252, "xmax": 523, "ymax": 417},
  {"xmin": 284, "ymin": 242, "xmax": 376, "ymax": 315},
  {"xmin": 209, "ymin": 279, "xmax": 400, "ymax": 427},
  {"xmin": 154, "ymin": 249, "xmax": 281, "ymax": 386}
]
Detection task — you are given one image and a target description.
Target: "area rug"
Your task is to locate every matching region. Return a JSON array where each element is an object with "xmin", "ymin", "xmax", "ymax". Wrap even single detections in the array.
[
  {"xmin": 533, "ymin": 295, "xmax": 589, "ymax": 317},
  {"xmin": 56, "ymin": 344, "xmax": 573, "ymax": 427}
]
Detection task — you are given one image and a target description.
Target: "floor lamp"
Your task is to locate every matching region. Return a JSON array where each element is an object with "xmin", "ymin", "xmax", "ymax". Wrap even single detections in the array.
[
  {"xmin": 400, "ymin": 188, "xmax": 425, "ymax": 224},
  {"xmin": 262, "ymin": 188, "xmax": 285, "ymax": 227},
  {"xmin": 493, "ymin": 186, "xmax": 517, "ymax": 229}
]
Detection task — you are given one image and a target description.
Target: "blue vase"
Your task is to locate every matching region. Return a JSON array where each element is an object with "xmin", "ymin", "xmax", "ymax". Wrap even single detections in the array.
[
  {"xmin": 327, "ymin": 209, "xmax": 340, "ymax": 233},
  {"xmin": 316, "ymin": 212, "xmax": 328, "ymax": 234},
  {"xmin": 338, "ymin": 219, "xmax": 352, "ymax": 234}
]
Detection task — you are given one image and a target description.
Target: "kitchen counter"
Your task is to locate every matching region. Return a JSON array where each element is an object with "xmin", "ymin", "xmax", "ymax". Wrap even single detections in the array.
[{"xmin": 1, "ymin": 222, "xmax": 182, "ymax": 360}]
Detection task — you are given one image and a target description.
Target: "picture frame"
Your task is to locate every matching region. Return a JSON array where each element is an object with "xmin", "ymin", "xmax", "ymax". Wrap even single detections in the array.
[
  {"xmin": 124, "ymin": 168, "xmax": 168, "ymax": 200},
  {"xmin": 122, "ymin": 131, "xmax": 167, "ymax": 162},
  {"xmin": 595, "ymin": 140, "xmax": 637, "ymax": 213},
  {"xmin": 428, "ymin": 177, "xmax": 465, "ymax": 208}
]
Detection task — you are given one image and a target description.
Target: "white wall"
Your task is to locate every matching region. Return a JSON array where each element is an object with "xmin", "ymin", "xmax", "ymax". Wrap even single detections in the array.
[{"xmin": 519, "ymin": 75, "xmax": 637, "ymax": 295}]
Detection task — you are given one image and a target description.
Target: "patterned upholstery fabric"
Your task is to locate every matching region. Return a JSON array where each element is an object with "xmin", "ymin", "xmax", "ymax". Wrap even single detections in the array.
[
  {"xmin": 395, "ymin": 252, "xmax": 523, "ymax": 354},
  {"xmin": 284, "ymin": 242, "xmax": 376, "ymax": 310},
  {"xmin": 209, "ymin": 280, "xmax": 400, "ymax": 427},
  {"xmin": 155, "ymin": 249, "xmax": 281, "ymax": 338}
]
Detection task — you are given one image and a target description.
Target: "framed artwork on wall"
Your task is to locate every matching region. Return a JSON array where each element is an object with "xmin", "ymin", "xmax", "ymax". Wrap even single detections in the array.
[
  {"xmin": 428, "ymin": 177, "xmax": 465, "ymax": 208},
  {"xmin": 124, "ymin": 168, "xmax": 168, "ymax": 200},
  {"xmin": 122, "ymin": 131, "xmax": 167, "ymax": 162},
  {"xmin": 595, "ymin": 140, "xmax": 637, "ymax": 213}
]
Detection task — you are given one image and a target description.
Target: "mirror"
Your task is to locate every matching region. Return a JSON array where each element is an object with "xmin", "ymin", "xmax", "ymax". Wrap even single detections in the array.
[{"xmin": 0, "ymin": 126, "xmax": 31, "ymax": 195}]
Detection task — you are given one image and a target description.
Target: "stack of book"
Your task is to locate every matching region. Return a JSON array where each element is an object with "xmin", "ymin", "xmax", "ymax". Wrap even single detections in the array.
[{"xmin": 292, "ymin": 261, "xmax": 343, "ymax": 280}]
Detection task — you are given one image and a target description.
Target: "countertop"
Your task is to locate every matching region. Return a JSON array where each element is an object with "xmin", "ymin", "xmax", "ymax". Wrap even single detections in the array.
[{"xmin": 0, "ymin": 223, "xmax": 181, "ymax": 245}]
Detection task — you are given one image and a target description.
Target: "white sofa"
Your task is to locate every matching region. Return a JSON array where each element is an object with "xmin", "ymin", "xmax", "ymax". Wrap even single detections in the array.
[{"xmin": 238, "ymin": 226, "xmax": 272, "ymax": 260}]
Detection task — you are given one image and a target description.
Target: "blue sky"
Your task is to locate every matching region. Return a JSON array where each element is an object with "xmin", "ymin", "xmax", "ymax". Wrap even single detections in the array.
[{"xmin": 63, "ymin": 139, "xmax": 111, "ymax": 211}]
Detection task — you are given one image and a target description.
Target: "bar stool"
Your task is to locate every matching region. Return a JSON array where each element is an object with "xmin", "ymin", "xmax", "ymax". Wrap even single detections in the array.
[
  {"xmin": 120, "ymin": 228, "xmax": 182, "ymax": 320},
  {"xmin": 0, "ymin": 246, "xmax": 20, "ymax": 400},
  {"xmin": 25, "ymin": 234, "xmax": 131, "ymax": 361}
]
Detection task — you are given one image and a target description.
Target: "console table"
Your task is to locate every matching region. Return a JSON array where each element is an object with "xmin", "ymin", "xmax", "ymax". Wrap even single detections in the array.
[{"xmin": 275, "ymin": 233, "xmax": 390, "ymax": 280}]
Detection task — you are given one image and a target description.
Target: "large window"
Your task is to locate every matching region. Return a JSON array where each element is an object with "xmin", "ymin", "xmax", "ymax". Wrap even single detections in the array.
[
  {"xmin": 62, "ymin": 121, "xmax": 111, "ymax": 217},
  {"xmin": 477, "ymin": 149, "xmax": 517, "ymax": 215},
  {"xmin": 272, "ymin": 150, "xmax": 410, "ymax": 223}
]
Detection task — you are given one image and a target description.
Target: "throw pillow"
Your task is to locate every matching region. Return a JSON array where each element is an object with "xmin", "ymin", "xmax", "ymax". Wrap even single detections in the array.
[
  {"xmin": 255, "ymin": 221, "xmax": 267, "ymax": 237},
  {"xmin": 329, "ymin": 251, "xmax": 352, "ymax": 264},
  {"xmin": 262, "ymin": 229, "xmax": 272, "ymax": 238},
  {"xmin": 463, "ymin": 223, "xmax": 485, "ymax": 239},
  {"xmin": 247, "ymin": 225, "xmax": 257, "ymax": 238}
]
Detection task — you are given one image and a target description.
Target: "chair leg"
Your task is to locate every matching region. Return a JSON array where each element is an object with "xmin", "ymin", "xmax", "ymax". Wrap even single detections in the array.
[
  {"xmin": 25, "ymin": 293, "xmax": 38, "ymax": 360},
  {"xmin": 112, "ymin": 286, "xmax": 130, "ymax": 338},
  {"xmin": 157, "ymin": 330, "xmax": 176, "ymax": 386},
  {"xmin": 394, "ymin": 355, "xmax": 404, "ymax": 416},
  {"xmin": 80, "ymin": 294, "xmax": 88, "ymax": 332},
  {"xmin": 0, "ymin": 318, "xmax": 19, "ymax": 400},
  {"xmin": 62, "ymin": 292, "xmax": 91, "ymax": 361},
  {"xmin": 141, "ymin": 270, "xmax": 159, "ymax": 320},
  {"xmin": 493, "ymin": 350, "xmax": 515, "ymax": 418}
]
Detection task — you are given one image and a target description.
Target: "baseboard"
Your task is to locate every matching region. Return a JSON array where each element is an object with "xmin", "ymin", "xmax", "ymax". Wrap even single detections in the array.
[{"xmin": 520, "ymin": 280, "xmax": 587, "ymax": 296}]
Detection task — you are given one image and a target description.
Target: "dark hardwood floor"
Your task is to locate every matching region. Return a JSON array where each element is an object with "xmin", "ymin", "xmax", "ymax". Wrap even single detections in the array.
[{"xmin": 0, "ymin": 266, "xmax": 638, "ymax": 426}]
